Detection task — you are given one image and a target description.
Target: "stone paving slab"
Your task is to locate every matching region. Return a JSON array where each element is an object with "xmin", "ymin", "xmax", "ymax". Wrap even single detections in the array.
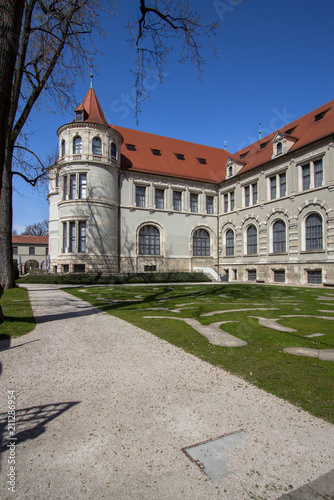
[{"xmin": 277, "ymin": 469, "xmax": 334, "ymax": 499}]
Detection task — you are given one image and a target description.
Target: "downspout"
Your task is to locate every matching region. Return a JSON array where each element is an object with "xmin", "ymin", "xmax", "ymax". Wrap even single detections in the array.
[
  {"xmin": 117, "ymin": 172, "xmax": 121, "ymax": 273},
  {"xmin": 216, "ymin": 184, "xmax": 220, "ymax": 280}
]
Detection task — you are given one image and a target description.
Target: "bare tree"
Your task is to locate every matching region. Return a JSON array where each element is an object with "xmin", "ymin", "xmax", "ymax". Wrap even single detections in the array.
[
  {"xmin": 22, "ymin": 219, "xmax": 48, "ymax": 236},
  {"xmin": 0, "ymin": 0, "xmax": 219, "ymax": 288}
]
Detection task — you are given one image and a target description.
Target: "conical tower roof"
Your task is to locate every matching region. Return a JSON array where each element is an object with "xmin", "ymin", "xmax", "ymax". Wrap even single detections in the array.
[{"xmin": 74, "ymin": 87, "xmax": 109, "ymax": 126}]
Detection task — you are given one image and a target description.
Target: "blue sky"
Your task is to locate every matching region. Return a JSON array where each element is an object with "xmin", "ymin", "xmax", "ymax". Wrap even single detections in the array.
[{"xmin": 13, "ymin": 0, "xmax": 334, "ymax": 233}]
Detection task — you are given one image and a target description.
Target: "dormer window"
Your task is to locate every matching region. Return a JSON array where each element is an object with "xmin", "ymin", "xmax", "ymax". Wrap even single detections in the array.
[
  {"xmin": 151, "ymin": 149, "xmax": 161, "ymax": 156},
  {"xmin": 240, "ymin": 151, "xmax": 249, "ymax": 159},
  {"xmin": 276, "ymin": 142, "xmax": 282, "ymax": 155},
  {"xmin": 227, "ymin": 166, "xmax": 233, "ymax": 177},
  {"xmin": 197, "ymin": 157, "xmax": 207, "ymax": 164},
  {"xmin": 75, "ymin": 110, "xmax": 84, "ymax": 122},
  {"xmin": 92, "ymin": 137, "xmax": 102, "ymax": 155},
  {"xmin": 175, "ymin": 153, "xmax": 185, "ymax": 160},
  {"xmin": 260, "ymin": 141, "xmax": 269, "ymax": 150},
  {"xmin": 314, "ymin": 110, "xmax": 328, "ymax": 122},
  {"xmin": 110, "ymin": 142, "xmax": 117, "ymax": 159},
  {"xmin": 126, "ymin": 143, "xmax": 136, "ymax": 151}
]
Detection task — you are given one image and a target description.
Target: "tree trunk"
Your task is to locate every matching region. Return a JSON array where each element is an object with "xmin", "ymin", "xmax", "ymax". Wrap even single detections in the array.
[
  {"xmin": 0, "ymin": 0, "xmax": 25, "ymax": 191},
  {"xmin": 0, "ymin": 141, "xmax": 15, "ymax": 289}
]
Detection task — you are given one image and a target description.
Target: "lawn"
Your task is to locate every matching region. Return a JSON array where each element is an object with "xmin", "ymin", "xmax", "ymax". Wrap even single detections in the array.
[
  {"xmin": 66, "ymin": 283, "xmax": 334, "ymax": 423},
  {"xmin": 0, "ymin": 287, "xmax": 35, "ymax": 340}
]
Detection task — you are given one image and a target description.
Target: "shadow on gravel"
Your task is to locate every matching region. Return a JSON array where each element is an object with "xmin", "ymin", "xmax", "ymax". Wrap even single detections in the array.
[{"xmin": 0, "ymin": 401, "xmax": 80, "ymax": 473}]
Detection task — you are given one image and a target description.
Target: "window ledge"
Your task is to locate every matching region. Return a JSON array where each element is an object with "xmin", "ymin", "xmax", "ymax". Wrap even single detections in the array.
[
  {"xmin": 269, "ymin": 252, "xmax": 288, "ymax": 256},
  {"xmin": 301, "ymin": 249, "xmax": 325, "ymax": 254}
]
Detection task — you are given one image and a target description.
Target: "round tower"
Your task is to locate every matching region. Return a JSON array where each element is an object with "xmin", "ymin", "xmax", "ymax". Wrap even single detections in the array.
[{"xmin": 48, "ymin": 84, "xmax": 123, "ymax": 274}]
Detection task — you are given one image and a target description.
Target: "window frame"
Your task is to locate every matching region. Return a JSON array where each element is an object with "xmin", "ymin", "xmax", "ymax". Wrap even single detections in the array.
[
  {"xmin": 73, "ymin": 136, "xmax": 82, "ymax": 154},
  {"xmin": 305, "ymin": 213, "xmax": 323, "ymax": 251},
  {"xmin": 92, "ymin": 137, "xmax": 102, "ymax": 155},
  {"xmin": 155, "ymin": 188, "xmax": 164, "ymax": 210},
  {"xmin": 138, "ymin": 225, "xmax": 160, "ymax": 255},
  {"xmin": 193, "ymin": 228, "xmax": 210, "ymax": 257},
  {"xmin": 173, "ymin": 191, "xmax": 182, "ymax": 211},
  {"xmin": 190, "ymin": 193, "xmax": 199, "ymax": 213},
  {"xmin": 135, "ymin": 185, "xmax": 146, "ymax": 208},
  {"xmin": 246, "ymin": 224, "xmax": 257, "ymax": 255},
  {"xmin": 272, "ymin": 219, "xmax": 286, "ymax": 254},
  {"xmin": 225, "ymin": 229, "xmax": 234, "ymax": 256}
]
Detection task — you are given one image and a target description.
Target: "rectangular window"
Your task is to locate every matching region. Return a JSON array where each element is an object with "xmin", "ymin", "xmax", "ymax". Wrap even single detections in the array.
[
  {"xmin": 173, "ymin": 191, "xmax": 182, "ymax": 211},
  {"xmin": 230, "ymin": 191, "xmax": 235, "ymax": 211},
  {"xmin": 155, "ymin": 189, "xmax": 164, "ymax": 209},
  {"xmin": 302, "ymin": 164, "xmax": 310, "ymax": 191},
  {"xmin": 224, "ymin": 194, "xmax": 228, "ymax": 212},
  {"xmin": 206, "ymin": 195, "xmax": 214, "ymax": 214},
  {"xmin": 307, "ymin": 270, "xmax": 322, "ymax": 284},
  {"xmin": 314, "ymin": 159, "xmax": 323, "ymax": 187},
  {"xmin": 136, "ymin": 186, "xmax": 146, "ymax": 207},
  {"xmin": 29, "ymin": 247, "xmax": 35, "ymax": 255},
  {"xmin": 190, "ymin": 193, "xmax": 198, "ymax": 213},
  {"xmin": 69, "ymin": 221, "xmax": 75, "ymax": 252},
  {"xmin": 245, "ymin": 185, "xmax": 250, "ymax": 207},
  {"xmin": 63, "ymin": 264, "xmax": 69, "ymax": 273},
  {"xmin": 279, "ymin": 172, "xmax": 286, "ymax": 197},
  {"xmin": 79, "ymin": 174, "xmax": 87, "ymax": 199},
  {"xmin": 274, "ymin": 270, "xmax": 285, "ymax": 283},
  {"xmin": 62, "ymin": 222, "xmax": 67, "ymax": 252},
  {"xmin": 270, "ymin": 176, "xmax": 276, "ymax": 200},
  {"xmin": 69, "ymin": 174, "xmax": 76, "ymax": 199},
  {"xmin": 74, "ymin": 264, "xmax": 85, "ymax": 273},
  {"xmin": 63, "ymin": 176, "xmax": 68, "ymax": 200},
  {"xmin": 13, "ymin": 246, "xmax": 18, "ymax": 255},
  {"xmin": 45, "ymin": 247, "xmax": 48, "ymax": 255},
  {"xmin": 252, "ymin": 183, "xmax": 257, "ymax": 205},
  {"xmin": 78, "ymin": 221, "xmax": 86, "ymax": 253},
  {"xmin": 248, "ymin": 270, "xmax": 257, "ymax": 281}
]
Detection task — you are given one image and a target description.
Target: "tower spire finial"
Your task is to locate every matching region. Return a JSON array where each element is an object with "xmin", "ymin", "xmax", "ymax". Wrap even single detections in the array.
[
  {"xmin": 90, "ymin": 69, "xmax": 94, "ymax": 89},
  {"xmin": 259, "ymin": 122, "xmax": 262, "ymax": 140}
]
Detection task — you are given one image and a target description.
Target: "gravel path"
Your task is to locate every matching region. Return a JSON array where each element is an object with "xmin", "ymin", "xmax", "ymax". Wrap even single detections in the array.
[{"xmin": 0, "ymin": 284, "xmax": 333, "ymax": 499}]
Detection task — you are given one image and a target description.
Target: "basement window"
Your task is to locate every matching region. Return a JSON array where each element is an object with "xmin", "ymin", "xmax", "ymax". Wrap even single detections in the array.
[
  {"xmin": 151, "ymin": 149, "xmax": 161, "ymax": 156},
  {"xmin": 197, "ymin": 157, "xmax": 207, "ymax": 164},
  {"xmin": 126, "ymin": 143, "xmax": 136, "ymax": 151},
  {"xmin": 175, "ymin": 153, "xmax": 185, "ymax": 160}
]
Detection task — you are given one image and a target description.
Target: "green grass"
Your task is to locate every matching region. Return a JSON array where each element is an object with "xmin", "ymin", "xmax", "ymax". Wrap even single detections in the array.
[
  {"xmin": 65, "ymin": 284, "xmax": 334, "ymax": 423},
  {"xmin": 0, "ymin": 287, "xmax": 35, "ymax": 340}
]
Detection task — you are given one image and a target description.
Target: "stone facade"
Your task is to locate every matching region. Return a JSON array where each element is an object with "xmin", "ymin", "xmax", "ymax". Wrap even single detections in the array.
[{"xmin": 48, "ymin": 88, "xmax": 334, "ymax": 285}]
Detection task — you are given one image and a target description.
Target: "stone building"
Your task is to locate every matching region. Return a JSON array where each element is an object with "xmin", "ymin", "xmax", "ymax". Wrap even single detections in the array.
[
  {"xmin": 48, "ymin": 86, "xmax": 334, "ymax": 285},
  {"xmin": 12, "ymin": 235, "xmax": 49, "ymax": 274}
]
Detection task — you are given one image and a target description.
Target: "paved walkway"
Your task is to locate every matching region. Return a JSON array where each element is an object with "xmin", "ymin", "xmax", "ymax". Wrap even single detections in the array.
[{"xmin": 0, "ymin": 284, "xmax": 333, "ymax": 499}]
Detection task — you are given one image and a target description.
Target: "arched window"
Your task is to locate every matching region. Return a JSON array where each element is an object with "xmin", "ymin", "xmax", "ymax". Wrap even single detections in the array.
[
  {"xmin": 226, "ymin": 229, "xmax": 234, "ymax": 256},
  {"xmin": 61, "ymin": 139, "xmax": 65, "ymax": 157},
  {"xmin": 110, "ymin": 142, "xmax": 116, "ymax": 159},
  {"xmin": 193, "ymin": 229, "xmax": 210, "ymax": 256},
  {"xmin": 306, "ymin": 213, "xmax": 323, "ymax": 250},
  {"xmin": 227, "ymin": 166, "xmax": 233, "ymax": 177},
  {"xmin": 247, "ymin": 225, "xmax": 257, "ymax": 255},
  {"xmin": 139, "ymin": 225, "xmax": 160, "ymax": 255},
  {"xmin": 73, "ymin": 136, "xmax": 82, "ymax": 154},
  {"xmin": 92, "ymin": 137, "xmax": 102, "ymax": 155},
  {"xmin": 277, "ymin": 142, "xmax": 282, "ymax": 155},
  {"xmin": 273, "ymin": 220, "xmax": 286, "ymax": 253}
]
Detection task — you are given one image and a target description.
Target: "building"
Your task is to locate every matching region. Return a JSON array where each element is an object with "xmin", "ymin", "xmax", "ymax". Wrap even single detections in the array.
[
  {"xmin": 12, "ymin": 235, "xmax": 49, "ymax": 274},
  {"xmin": 48, "ymin": 86, "xmax": 334, "ymax": 285}
]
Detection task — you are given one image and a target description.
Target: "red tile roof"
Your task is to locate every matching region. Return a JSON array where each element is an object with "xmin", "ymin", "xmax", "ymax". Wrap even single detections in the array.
[
  {"xmin": 75, "ymin": 88, "xmax": 109, "ymax": 127},
  {"xmin": 112, "ymin": 125, "xmax": 230, "ymax": 183},
  {"xmin": 231, "ymin": 100, "xmax": 334, "ymax": 177},
  {"xmin": 12, "ymin": 236, "xmax": 48, "ymax": 244},
  {"xmin": 112, "ymin": 100, "xmax": 334, "ymax": 183}
]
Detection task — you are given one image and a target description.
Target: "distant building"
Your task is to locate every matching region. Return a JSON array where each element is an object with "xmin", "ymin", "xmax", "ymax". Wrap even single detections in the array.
[
  {"xmin": 12, "ymin": 236, "xmax": 49, "ymax": 274},
  {"xmin": 48, "ymin": 86, "xmax": 334, "ymax": 285}
]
